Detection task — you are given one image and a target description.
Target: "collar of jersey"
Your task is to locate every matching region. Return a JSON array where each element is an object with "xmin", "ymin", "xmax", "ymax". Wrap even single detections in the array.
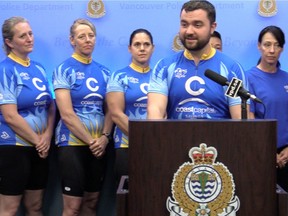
[
  {"xmin": 184, "ymin": 47, "xmax": 216, "ymax": 60},
  {"xmin": 72, "ymin": 52, "xmax": 92, "ymax": 64},
  {"xmin": 130, "ymin": 62, "xmax": 150, "ymax": 73},
  {"xmin": 8, "ymin": 52, "xmax": 30, "ymax": 67}
]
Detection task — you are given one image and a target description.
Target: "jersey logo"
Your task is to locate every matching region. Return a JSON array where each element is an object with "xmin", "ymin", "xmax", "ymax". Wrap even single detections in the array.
[
  {"xmin": 61, "ymin": 134, "xmax": 67, "ymax": 142},
  {"xmin": 1, "ymin": 131, "xmax": 10, "ymax": 139},
  {"xmin": 128, "ymin": 76, "xmax": 139, "ymax": 84},
  {"xmin": 136, "ymin": 83, "xmax": 149, "ymax": 102},
  {"xmin": 84, "ymin": 77, "xmax": 103, "ymax": 99},
  {"xmin": 175, "ymin": 68, "xmax": 187, "ymax": 79},
  {"xmin": 20, "ymin": 72, "xmax": 30, "ymax": 80},
  {"xmin": 76, "ymin": 72, "xmax": 85, "ymax": 80},
  {"xmin": 167, "ymin": 143, "xmax": 240, "ymax": 216},
  {"xmin": 32, "ymin": 78, "xmax": 50, "ymax": 105}
]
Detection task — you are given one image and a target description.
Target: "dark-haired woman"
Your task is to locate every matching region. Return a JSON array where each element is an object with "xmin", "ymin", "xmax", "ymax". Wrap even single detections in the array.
[
  {"xmin": 247, "ymin": 25, "xmax": 288, "ymax": 192},
  {"xmin": 106, "ymin": 28, "xmax": 155, "ymax": 184}
]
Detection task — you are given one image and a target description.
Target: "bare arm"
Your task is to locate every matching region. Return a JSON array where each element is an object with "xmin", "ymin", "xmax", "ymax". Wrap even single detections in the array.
[
  {"xmin": 147, "ymin": 92, "xmax": 167, "ymax": 119},
  {"xmin": 1, "ymin": 104, "xmax": 40, "ymax": 146},
  {"xmin": 102, "ymin": 101, "xmax": 114, "ymax": 135},
  {"xmin": 106, "ymin": 92, "xmax": 128, "ymax": 136},
  {"xmin": 229, "ymin": 104, "xmax": 251, "ymax": 119},
  {"xmin": 249, "ymin": 111, "xmax": 255, "ymax": 119},
  {"xmin": 38, "ymin": 101, "xmax": 56, "ymax": 158},
  {"xmin": 55, "ymin": 89, "xmax": 94, "ymax": 145}
]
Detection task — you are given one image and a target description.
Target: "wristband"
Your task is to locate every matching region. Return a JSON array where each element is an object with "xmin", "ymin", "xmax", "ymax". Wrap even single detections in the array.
[{"xmin": 102, "ymin": 133, "xmax": 111, "ymax": 140}]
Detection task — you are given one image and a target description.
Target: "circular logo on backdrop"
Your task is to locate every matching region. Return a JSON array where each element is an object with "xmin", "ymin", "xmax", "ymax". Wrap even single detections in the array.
[
  {"xmin": 87, "ymin": 0, "xmax": 106, "ymax": 18},
  {"xmin": 258, "ymin": 0, "xmax": 277, "ymax": 17},
  {"xmin": 172, "ymin": 34, "xmax": 184, "ymax": 52}
]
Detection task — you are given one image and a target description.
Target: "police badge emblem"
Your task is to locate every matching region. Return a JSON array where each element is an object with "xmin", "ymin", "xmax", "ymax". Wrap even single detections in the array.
[
  {"xmin": 258, "ymin": 0, "xmax": 277, "ymax": 17},
  {"xmin": 87, "ymin": 0, "xmax": 106, "ymax": 18},
  {"xmin": 167, "ymin": 143, "xmax": 240, "ymax": 216}
]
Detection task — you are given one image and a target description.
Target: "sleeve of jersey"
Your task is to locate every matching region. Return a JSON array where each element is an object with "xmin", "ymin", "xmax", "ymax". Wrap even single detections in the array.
[
  {"xmin": 52, "ymin": 63, "xmax": 74, "ymax": 90},
  {"xmin": 227, "ymin": 62, "xmax": 250, "ymax": 106},
  {"xmin": 106, "ymin": 71, "xmax": 126, "ymax": 93},
  {"xmin": 0, "ymin": 67, "xmax": 18, "ymax": 105},
  {"xmin": 148, "ymin": 59, "xmax": 169, "ymax": 96}
]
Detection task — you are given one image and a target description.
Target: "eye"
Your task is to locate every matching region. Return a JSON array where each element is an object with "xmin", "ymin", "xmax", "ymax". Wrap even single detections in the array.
[
  {"xmin": 181, "ymin": 22, "xmax": 188, "ymax": 28},
  {"xmin": 133, "ymin": 42, "xmax": 141, "ymax": 48},
  {"xmin": 143, "ymin": 42, "xmax": 151, "ymax": 48},
  {"xmin": 194, "ymin": 22, "xmax": 203, "ymax": 28},
  {"xmin": 78, "ymin": 35, "xmax": 85, "ymax": 40},
  {"xmin": 88, "ymin": 34, "xmax": 95, "ymax": 39},
  {"xmin": 262, "ymin": 42, "xmax": 281, "ymax": 50}
]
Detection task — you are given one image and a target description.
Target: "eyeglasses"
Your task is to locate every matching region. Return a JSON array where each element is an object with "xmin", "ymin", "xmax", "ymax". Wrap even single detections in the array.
[{"xmin": 262, "ymin": 43, "xmax": 282, "ymax": 51}]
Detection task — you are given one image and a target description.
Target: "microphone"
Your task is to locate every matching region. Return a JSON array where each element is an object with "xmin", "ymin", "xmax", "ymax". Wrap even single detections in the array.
[{"xmin": 204, "ymin": 69, "xmax": 262, "ymax": 103}]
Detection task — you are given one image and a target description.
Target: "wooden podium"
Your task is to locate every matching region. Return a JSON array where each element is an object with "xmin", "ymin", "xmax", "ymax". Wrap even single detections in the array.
[{"xmin": 127, "ymin": 119, "xmax": 278, "ymax": 216}]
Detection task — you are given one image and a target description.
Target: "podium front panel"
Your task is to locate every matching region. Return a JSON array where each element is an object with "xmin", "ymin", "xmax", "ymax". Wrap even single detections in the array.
[{"xmin": 128, "ymin": 120, "xmax": 277, "ymax": 216}]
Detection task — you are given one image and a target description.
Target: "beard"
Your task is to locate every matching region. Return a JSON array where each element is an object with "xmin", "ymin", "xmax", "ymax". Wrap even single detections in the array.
[{"xmin": 180, "ymin": 34, "xmax": 210, "ymax": 52}]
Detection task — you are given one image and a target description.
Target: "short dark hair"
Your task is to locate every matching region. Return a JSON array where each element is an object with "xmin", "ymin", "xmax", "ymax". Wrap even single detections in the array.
[
  {"xmin": 181, "ymin": 0, "xmax": 216, "ymax": 24},
  {"xmin": 258, "ymin": 25, "xmax": 285, "ymax": 48},
  {"xmin": 211, "ymin": 30, "xmax": 222, "ymax": 40},
  {"xmin": 129, "ymin": 28, "xmax": 153, "ymax": 46}
]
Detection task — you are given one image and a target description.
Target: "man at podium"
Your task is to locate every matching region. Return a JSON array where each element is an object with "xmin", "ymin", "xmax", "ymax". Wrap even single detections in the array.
[{"xmin": 147, "ymin": 0, "xmax": 248, "ymax": 120}]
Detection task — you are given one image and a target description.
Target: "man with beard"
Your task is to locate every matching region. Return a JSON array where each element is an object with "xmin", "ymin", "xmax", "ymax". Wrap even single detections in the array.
[{"xmin": 147, "ymin": 0, "xmax": 248, "ymax": 120}]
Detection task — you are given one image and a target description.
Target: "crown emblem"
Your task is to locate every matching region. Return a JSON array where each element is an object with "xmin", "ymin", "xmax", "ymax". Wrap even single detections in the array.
[
  {"xmin": 167, "ymin": 143, "xmax": 240, "ymax": 216},
  {"xmin": 190, "ymin": 143, "xmax": 217, "ymax": 164}
]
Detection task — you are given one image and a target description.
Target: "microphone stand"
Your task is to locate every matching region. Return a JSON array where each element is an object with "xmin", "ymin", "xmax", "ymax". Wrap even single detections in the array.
[{"xmin": 240, "ymin": 96, "xmax": 248, "ymax": 120}]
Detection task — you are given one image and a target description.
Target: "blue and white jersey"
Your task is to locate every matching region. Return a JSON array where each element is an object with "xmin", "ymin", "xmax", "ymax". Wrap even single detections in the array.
[
  {"xmin": 247, "ymin": 66, "xmax": 288, "ymax": 149},
  {"xmin": 0, "ymin": 53, "xmax": 53, "ymax": 146},
  {"xmin": 53, "ymin": 53, "xmax": 110, "ymax": 147},
  {"xmin": 148, "ymin": 49, "xmax": 247, "ymax": 119},
  {"xmin": 107, "ymin": 63, "xmax": 151, "ymax": 148}
]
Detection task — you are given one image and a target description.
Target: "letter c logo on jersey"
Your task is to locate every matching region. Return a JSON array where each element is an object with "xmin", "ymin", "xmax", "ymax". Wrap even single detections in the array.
[
  {"xmin": 84, "ymin": 77, "xmax": 103, "ymax": 99},
  {"xmin": 185, "ymin": 76, "xmax": 205, "ymax": 96},
  {"xmin": 32, "ymin": 78, "xmax": 49, "ymax": 100},
  {"xmin": 136, "ymin": 83, "xmax": 149, "ymax": 102}
]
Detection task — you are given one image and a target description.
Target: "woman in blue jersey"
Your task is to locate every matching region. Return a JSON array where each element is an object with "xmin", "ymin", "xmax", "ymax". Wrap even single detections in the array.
[
  {"xmin": 106, "ymin": 28, "xmax": 155, "ymax": 184},
  {"xmin": 52, "ymin": 18, "xmax": 113, "ymax": 216},
  {"xmin": 0, "ymin": 17, "xmax": 55, "ymax": 215},
  {"xmin": 246, "ymin": 26, "xmax": 288, "ymax": 191}
]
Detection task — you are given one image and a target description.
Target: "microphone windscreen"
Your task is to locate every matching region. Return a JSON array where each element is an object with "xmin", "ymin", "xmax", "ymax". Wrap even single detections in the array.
[{"xmin": 204, "ymin": 69, "xmax": 228, "ymax": 86}]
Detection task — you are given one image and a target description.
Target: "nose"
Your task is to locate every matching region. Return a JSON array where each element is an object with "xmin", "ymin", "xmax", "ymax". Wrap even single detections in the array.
[
  {"xmin": 139, "ymin": 44, "xmax": 145, "ymax": 50},
  {"xmin": 85, "ymin": 35, "xmax": 91, "ymax": 42},
  {"xmin": 26, "ymin": 34, "xmax": 33, "ymax": 41},
  {"xmin": 186, "ymin": 25, "xmax": 195, "ymax": 34},
  {"xmin": 268, "ymin": 46, "xmax": 276, "ymax": 53}
]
